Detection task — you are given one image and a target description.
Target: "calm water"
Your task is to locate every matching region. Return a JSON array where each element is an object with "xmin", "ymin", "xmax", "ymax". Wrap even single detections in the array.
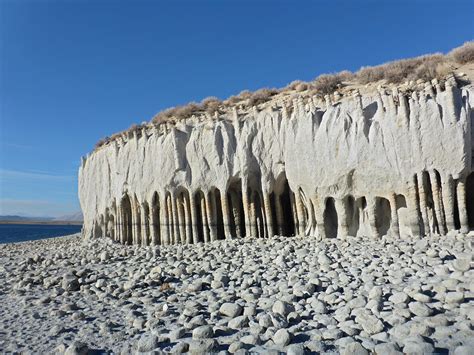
[{"xmin": 0, "ymin": 224, "xmax": 82, "ymax": 244}]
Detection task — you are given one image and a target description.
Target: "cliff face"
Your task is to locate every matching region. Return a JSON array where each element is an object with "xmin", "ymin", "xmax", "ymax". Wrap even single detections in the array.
[{"xmin": 78, "ymin": 76, "xmax": 474, "ymax": 245}]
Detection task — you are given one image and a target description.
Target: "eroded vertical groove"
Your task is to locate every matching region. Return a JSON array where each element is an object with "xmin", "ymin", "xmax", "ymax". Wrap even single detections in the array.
[
  {"xmin": 429, "ymin": 171, "xmax": 446, "ymax": 234},
  {"xmin": 441, "ymin": 175, "xmax": 455, "ymax": 231}
]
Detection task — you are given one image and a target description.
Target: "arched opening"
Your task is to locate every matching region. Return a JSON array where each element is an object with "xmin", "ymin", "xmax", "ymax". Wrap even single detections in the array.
[
  {"xmin": 375, "ymin": 197, "xmax": 391, "ymax": 236},
  {"xmin": 151, "ymin": 192, "xmax": 160, "ymax": 244},
  {"xmin": 422, "ymin": 171, "xmax": 436, "ymax": 233},
  {"xmin": 213, "ymin": 188, "xmax": 225, "ymax": 240},
  {"xmin": 195, "ymin": 190, "xmax": 206, "ymax": 243},
  {"xmin": 274, "ymin": 174, "xmax": 296, "ymax": 236},
  {"xmin": 250, "ymin": 190, "xmax": 264, "ymax": 238},
  {"xmin": 324, "ymin": 197, "xmax": 338, "ymax": 238},
  {"xmin": 466, "ymin": 173, "xmax": 474, "ymax": 229},
  {"xmin": 228, "ymin": 179, "xmax": 245, "ymax": 238},
  {"xmin": 346, "ymin": 195, "xmax": 359, "ymax": 236},
  {"xmin": 121, "ymin": 194, "xmax": 133, "ymax": 244}
]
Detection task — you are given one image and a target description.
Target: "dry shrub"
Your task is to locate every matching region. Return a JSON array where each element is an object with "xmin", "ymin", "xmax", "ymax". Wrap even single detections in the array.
[
  {"xmin": 227, "ymin": 90, "xmax": 253, "ymax": 104},
  {"xmin": 287, "ymin": 80, "xmax": 310, "ymax": 92},
  {"xmin": 247, "ymin": 88, "xmax": 279, "ymax": 106},
  {"xmin": 313, "ymin": 70, "xmax": 353, "ymax": 94},
  {"xmin": 356, "ymin": 54, "xmax": 450, "ymax": 84},
  {"xmin": 201, "ymin": 96, "xmax": 221, "ymax": 115},
  {"xmin": 173, "ymin": 102, "xmax": 200, "ymax": 120},
  {"xmin": 449, "ymin": 41, "xmax": 474, "ymax": 64}
]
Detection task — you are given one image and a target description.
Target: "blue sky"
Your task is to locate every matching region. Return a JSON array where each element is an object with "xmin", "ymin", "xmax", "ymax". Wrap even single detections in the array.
[{"xmin": 0, "ymin": 0, "xmax": 473, "ymax": 217}]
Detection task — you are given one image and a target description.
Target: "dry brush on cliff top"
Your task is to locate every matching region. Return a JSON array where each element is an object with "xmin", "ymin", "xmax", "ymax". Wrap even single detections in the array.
[{"xmin": 94, "ymin": 41, "xmax": 474, "ymax": 150}]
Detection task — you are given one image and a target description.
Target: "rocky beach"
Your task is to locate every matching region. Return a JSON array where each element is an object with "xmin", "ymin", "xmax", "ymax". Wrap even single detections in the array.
[{"xmin": 0, "ymin": 232, "xmax": 472, "ymax": 354}]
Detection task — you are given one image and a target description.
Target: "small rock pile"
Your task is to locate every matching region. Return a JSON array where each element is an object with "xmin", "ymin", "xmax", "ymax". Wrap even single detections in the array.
[{"xmin": 0, "ymin": 231, "xmax": 472, "ymax": 354}]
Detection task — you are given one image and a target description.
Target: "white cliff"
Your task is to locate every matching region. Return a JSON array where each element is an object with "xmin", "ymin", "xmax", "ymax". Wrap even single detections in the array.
[{"xmin": 78, "ymin": 75, "xmax": 474, "ymax": 245}]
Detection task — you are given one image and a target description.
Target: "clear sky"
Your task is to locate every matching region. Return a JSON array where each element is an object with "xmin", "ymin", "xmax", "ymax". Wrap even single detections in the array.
[{"xmin": 0, "ymin": 0, "xmax": 473, "ymax": 217}]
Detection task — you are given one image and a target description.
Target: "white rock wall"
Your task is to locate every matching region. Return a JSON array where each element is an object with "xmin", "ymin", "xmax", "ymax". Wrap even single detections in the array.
[{"xmin": 78, "ymin": 77, "xmax": 473, "ymax": 245}]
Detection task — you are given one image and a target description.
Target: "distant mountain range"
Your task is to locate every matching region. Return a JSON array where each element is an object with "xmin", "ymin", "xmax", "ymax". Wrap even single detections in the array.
[{"xmin": 0, "ymin": 211, "xmax": 83, "ymax": 222}]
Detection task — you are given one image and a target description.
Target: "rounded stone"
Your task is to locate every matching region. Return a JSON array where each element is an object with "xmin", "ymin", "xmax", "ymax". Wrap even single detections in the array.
[
  {"xmin": 272, "ymin": 328, "xmax": 292, "ymax": 347},
  {"xmin": 192, "ymin": 325, "xmax": 214, "ymax": 339}
]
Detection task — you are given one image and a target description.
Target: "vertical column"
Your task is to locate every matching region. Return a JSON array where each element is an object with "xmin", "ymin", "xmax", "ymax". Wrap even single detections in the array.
[
  {"xmin": 201, "ymin": 194, "xmax": 210, "ymax": 243},
  {"xmin": 441, "ymin": 175, "xmax": 455, "ymax": 231},
  {"xmin": 429, "ymin": 171, "xmax": 446, "ymax": 234},
  {"xmin": 207, "ymin": 191, "xmax": 218, "ymax": 241},
  {"xmin": 368, "ymin": 198, "xmax": 379, "ymax": 238},
  {"xmin": 249, "ymin": 193, "xmax": 257, "ymax": 238},
  {"xmin": 406, "ymin": 176, "xmax": 421, "ymax": 237},
  {"xmin": 166, "ymin": 195, "xmax": 174, "ymax": 244},
  {"xmin": 241, "ymin": 182, "xmax": 251, "ymax": 237},
  {"xmin": 160, "ymin": 196, "xmax": 169, "ymax": 245},
  {"xmin": 116, "ymin": 206, "xmax": 122, "ymax": 244},
  {"xmin": 457, "ymin": 178, "xmax": 469, "ymax": 233},
  {"xmin": 417, "ymin": 172, "xmax": 430, "ymax": 236},
  {"xmin": 230, "ymin": 191, "xmax": 242, "ymax": 238},
  {"xmin": 295, "ymin": 192, "xmax": 306, "ymax": 235},
  {"xmin": 184, "ymin": 195, "xmax": 192, "ymax": 244},
  {"xmin": 131, "ymin": 202, "xmax": 137, "ymax": 245},
  {"xmin": 312, "ymin": 199, "xmax": 326, "ymax": 238},
  {"xmin": 177, "ymin": 196, "xmax": 186, "ymax": 243},
  {"xmin": 172, "ymin": 193, "xmax": 181, "ymax": 244},
  {"xmin": 263, "ymin": 193, "xmax": 274, "ymax": 238},
  {"xmin": 140, "ymin": 205, "xmax": 148, "ymax": 246},
  {"xmin": 150, "ymin": 204, "xmax": 158, "ymax": 246},
  {"xmin": 289, "ymin": 192, "xmax": 299, "ymax": 234},
  {"xmin": 190, "ymin": 193, "xmax": 199, "ymax": 244},
  {"xmin": 388, "ymin": 194, "xmax": 400, "ymax": 237},
  {"xmin": 275, "ymin": 194, "xmax": 285, "ymax": 236},
  {"xmin": 220, "ymin": 190, "xmax": 232, "ymax": 239},
  {"xmin": 335, "ymin": 198, "xmax": 348, "ymax": 238}
]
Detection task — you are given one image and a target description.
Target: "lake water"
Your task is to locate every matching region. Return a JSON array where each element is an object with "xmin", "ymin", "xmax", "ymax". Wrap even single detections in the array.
[{"xmin": 0, "ymin": 224, "xmax": 82, "ymax": 244}]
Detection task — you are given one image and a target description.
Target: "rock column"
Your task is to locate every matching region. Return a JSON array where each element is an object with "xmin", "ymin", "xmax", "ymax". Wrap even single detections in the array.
[
  {"xmin": 441, "ymin": 175, "xmax": 455, "ymax": 231},
  {"xmin": 457, "ymin": 179, "xmax": 469, "ymax": 233},
  {"xmin": 429, "ymin": 171, "xmax": 446, "ymax": 234}
]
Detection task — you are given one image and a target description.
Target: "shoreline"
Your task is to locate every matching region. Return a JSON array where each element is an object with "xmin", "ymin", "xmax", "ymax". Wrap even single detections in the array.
[{"xmin": 0, "ymin": 221, "xmax": 83, "ymax": 226}]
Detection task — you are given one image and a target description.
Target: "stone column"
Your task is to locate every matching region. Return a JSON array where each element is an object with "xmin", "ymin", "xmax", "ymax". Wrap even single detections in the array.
[
  {"xmin": 295, "ymin": 192, "xmax": 306, "ymax": 235},
  {"xmin": 160, "ymin": 196, "xmax": 169, "ymax": 245},
  {"xmin": 263, "ymin": 193, "xmax": 274, "ymax": 238},
  {"xmin": 141, "ymin": 205, "xmax": 148, "ymax": 246},
  {"xmin": 335, "ymin": 198, "xmax": 348, "ymax": 238},
  {"xmin": 172, "ymin": 194, "xmax": 181, "ymax": 244},
  {"xmin": 417, "ymin": 173, "xmax": 430, "ymax": 236},
  {"xmin": 201, "ymin": 195, "xmax": 210, "ymax": 243},
  {"xmin": 230, "ymin": 191, "xmax": 242, "ymax": 238},
  {"xmin": 275, "ymin": 194, "xmax": 285, "ymax": 236},
  {"xmin": 220, "ymin": 190, "xmax": 232, "ymax": 239},
  {"xmin": 166, "ymin": 195, "xmax": 174, "ymax": 244},
  {"xmin": 406, "ymin": 177, "xmax": 421, "ymax": 237},
  {"xmin": 150, "ymin": 204, "xmax": 158, "ymax": 246},
  {"xmin": 190, "ymin": 193, "xmax": 199, "ymax": 244},
  {"xmin": 249, "ymin": 193, "xmax": 258, "ymax": 238},
  {"xmin": 116, "ymin": 206, "xmax": 122, "ymax": 243},
  {"xmin": 177, "ymin": 197, "xmax": 186, "ymax": 244},
  {"xmin": 184, "ymin": 195, "xmax": 192, "ymax": 244},
  {"xmin": 131, "ymin": 202, "xmax": 137, "ymax": 245},
  {"xmin": 313, "ymin": 198, "xmax": 324, "ymax": 238},
  {"xmin": 207, "ymin": 191, "xmax": 218, "ymax": 241},
  {"xmin": 241, "ymin": 183, "xmax": 251, "ymax": 237},
  {"xmin": 457, "ymin": 178, "xmax": 469, "ymax": 233},
  {"xmin": 441, "ymin": 175, "xmax": 455, "ymax": 231},
  {"xmin": 388, "ymin": 194, "xmax": 400, "ymax": 237},
  {"xmin": 289, "ymin": 192, "xmax": 298, "ymax": 234},
  {"xmin": 368, "ymin": 198, "xmax": 379, "ymax": 238},
  {"xmin": 429, "ymin": 171, "xmax": 446, "ymax": 234}
]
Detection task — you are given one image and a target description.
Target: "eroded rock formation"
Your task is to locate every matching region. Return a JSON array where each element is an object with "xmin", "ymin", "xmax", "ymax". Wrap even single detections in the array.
[{"xmin": 79, "ymin": 75, "xmax": 474, "ymax": 244}]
